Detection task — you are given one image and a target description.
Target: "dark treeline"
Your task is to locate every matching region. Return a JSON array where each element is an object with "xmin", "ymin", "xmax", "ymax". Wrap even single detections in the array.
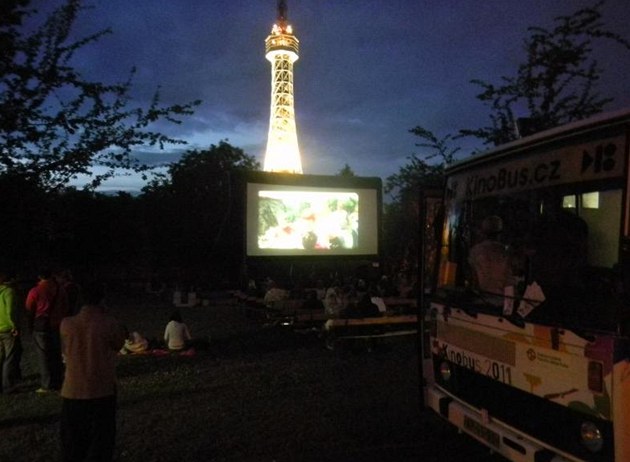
[
  {"xmin": 0, "ymin": 183, "xmax": 238, "ymax": 289},
  {"xmin": 0, "ymin": 143, "xmax": 253, "ymax": 291},
  {"xmin": 0, "ymin": 139, "xmax": 418, "ymax": 295}
]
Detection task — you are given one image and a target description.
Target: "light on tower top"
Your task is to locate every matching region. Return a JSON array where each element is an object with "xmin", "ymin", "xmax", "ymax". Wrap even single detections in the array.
[
  {"xmin": 271, "ymin": 0, "xmax": 291, "ymax": 34},
  {"xmin": 266, "ymin": 0, "xmax": 298, "ymax": 56}
]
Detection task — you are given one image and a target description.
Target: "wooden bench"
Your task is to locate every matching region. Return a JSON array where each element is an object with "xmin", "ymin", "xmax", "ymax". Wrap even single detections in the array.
[
  {"xmin": 266, "ymin": 297, "xmax": 419, "ymax": 330},
  {"xmin": 382, "ymin": 297, "xmax": 418, "ymax": 313},
  {"xmin": 265, "ymin": 300, "xmax": 329, "ymax": 328},
  {"xmin": 289, "ymin": 310, "xmax": 330, "ymax": 329},
  {"xmin": 323, "ymin": 314, "xmax": 418, "ymax": 350},
  {"xmin": 268, "ymin": 299, "xmax": 303, "ymax": 312},
  {"xmin": 233, "ymin": 294, "xmax": 318, "ymax": 326}
]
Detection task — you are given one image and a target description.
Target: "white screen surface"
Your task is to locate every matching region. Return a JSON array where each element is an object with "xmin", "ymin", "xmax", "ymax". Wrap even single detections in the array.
[{"xmin": 246, "ymin": 182, "xmax": 379, "ymax": 257}]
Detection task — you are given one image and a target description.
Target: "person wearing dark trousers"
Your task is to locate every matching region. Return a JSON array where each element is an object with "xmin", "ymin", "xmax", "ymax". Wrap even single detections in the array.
[
  {"xmin": 59, "ymin": 282, "xmax": 127, "ymax": 462},
  {"xmin": 25, "ymin": 268, "xmax": 69, "ymax": 392},
  {"xmin": 0, "ymin": 268, "xmax": 20, "ymax": 394}
]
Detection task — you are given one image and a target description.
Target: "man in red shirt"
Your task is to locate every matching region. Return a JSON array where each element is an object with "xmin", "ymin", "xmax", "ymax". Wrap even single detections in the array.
[{"xmin": 25, "ymin": 267, "xmax": 69, "ymax": 392}]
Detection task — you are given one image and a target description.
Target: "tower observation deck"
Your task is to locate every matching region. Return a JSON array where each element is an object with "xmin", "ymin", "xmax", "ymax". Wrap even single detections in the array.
[{"xmin": 263, "ymin": 0, "xmax": 302, "ymax": 174}]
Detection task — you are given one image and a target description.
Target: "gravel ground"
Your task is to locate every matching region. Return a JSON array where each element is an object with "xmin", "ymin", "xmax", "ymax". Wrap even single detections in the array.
[
  {"xmin": 3, "ymin": 291, "xmax": 507, "ymax": 461},
  {"xmin": 110, "ymin": 293, "xmax": 505, "ymax": 462}
]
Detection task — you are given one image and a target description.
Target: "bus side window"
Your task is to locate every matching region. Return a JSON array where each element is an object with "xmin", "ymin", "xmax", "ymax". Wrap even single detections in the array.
[
  {"xmin": 579, "ymin": 190, "xmax": 621, "ymax": 269},
  {"xmin": 529, "ymin": 198, "xmax": 588, "ymax": 294}
]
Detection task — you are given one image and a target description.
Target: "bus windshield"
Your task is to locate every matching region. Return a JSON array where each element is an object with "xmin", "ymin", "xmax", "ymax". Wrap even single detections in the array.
[{"xmin": 437, "ymin": 180, "xmax": 629, "ymax": 333}]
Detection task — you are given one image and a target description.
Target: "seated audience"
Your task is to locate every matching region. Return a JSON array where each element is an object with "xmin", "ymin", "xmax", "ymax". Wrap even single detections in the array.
[
  {"xmin": 164, "ymin": 311, "xmax": 192, "ymax": 351},
  {"xmin": 370, "ymin": 294, "xmax": 387, "ymax": 314},
  {"xmin": 342, "ymin": 293, "xmax": 382, "ymax": 319},
  {"xmin": 301, "ymin": 290, "xmax": 324, "ymax": 311},
  {"xmin": 263, "ymin": 281, "xmax": 288, "ymax": 307},
  {"xmin": 324, "ymin": 285, "xmax": 343, "ymax": 318},
  {"xmin": 314, "ymin": 280, "xmax": 326, "ymax": 300}
]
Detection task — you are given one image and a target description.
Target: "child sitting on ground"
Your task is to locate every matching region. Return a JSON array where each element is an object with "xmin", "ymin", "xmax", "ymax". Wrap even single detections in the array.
[{"xmin": 120, "ymin": 331, "xmax": 149, "ymax": 355}]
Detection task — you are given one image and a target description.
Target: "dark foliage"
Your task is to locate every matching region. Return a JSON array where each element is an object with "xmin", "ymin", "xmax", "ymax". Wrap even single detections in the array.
[
  {"xmin": 459, "ymin": 1, "xmax": 630, "ymax": 146},
  {"xmin": 0, "ymin": 0, "xmax": 200, "ymax": 190},
  {"xmin": 384, "ymin": 1, "xmax": 630, "ymax": 277},
  {"xmin": 0, "ymin": 141, "xmax": 259, "ymax": 286},
  {"xmin": 140, "ymin": 141, "xmax": 260, "ymax": 281},
  {"xmin": 381, "ymin": 129, "xmax": 453, "ymax": 275}
]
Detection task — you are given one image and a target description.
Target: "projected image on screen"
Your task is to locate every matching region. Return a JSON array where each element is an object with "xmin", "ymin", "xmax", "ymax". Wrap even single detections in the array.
[{"xmin": 258, "ymin": 191, "xmax": 359, "ymax": 250}]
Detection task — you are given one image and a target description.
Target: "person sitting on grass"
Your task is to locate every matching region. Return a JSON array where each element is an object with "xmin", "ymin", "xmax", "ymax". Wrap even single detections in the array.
[
  {"xmin": 119, "ymin": 331, "xmax": 149, "ymax": 355},
  {"xmin": 164, "ymin": 310, "xmax": 192, "ymax": 352}
]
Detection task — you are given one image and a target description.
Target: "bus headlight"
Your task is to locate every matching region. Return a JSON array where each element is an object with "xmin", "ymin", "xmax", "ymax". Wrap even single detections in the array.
[
  {"xmin": 439, "ymin": 361, "xmax": 452, "ymax": 381},
  {"xmin": 580, "ymin": 421, "xmax": 603, "ymax": 452}
]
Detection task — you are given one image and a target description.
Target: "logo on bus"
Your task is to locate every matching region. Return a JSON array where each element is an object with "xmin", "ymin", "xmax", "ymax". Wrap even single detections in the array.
[
  {"xmin": 450, "ymin": 139, "xmax": 623, "ymax": 201},
  {"xmin": 526, "ymin": 348, "xmax": 537, "ymax": 361},
  {"xmin": 581, "ymin": 143, "xmax": 616, "ymax": 174}
]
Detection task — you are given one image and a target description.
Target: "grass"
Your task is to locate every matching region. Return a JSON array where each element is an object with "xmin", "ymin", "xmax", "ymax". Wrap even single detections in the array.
[{"xmin": 0, "ymin": 290, "xmax": 430, "ymax": 462}]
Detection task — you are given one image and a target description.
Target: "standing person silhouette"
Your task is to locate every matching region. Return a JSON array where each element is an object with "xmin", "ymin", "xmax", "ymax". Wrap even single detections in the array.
[
  {"xmin": 0, "ymin": 268, "xmax": 20, "ymax": 394},
  {"xmin": 60, "ymin": 282, "xmax": 127, "ymax": 462},
  {"xmin": 25, "ymin": 267, "xmax": 69, "ymax": 392}
]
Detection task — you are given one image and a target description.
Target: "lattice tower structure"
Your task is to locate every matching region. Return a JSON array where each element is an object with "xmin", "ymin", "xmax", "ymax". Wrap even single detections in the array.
[{"xmin": 263, "ymin": 3, "xmax": 302, "ymax": 174}]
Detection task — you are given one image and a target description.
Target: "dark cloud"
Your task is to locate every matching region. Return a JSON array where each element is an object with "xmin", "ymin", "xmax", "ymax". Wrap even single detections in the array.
[
  {"xmin": 36, "ymin": 0, "xmax": 630, "ymax": 190},
  {"xmin": 131, "ymin": 149, "xmax": 188, "ymax": 167}
]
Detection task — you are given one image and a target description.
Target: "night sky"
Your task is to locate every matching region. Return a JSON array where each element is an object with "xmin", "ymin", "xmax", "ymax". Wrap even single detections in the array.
[{"xmin": 31, "ymin": 0, "xmax": 630, "ymax": 191}]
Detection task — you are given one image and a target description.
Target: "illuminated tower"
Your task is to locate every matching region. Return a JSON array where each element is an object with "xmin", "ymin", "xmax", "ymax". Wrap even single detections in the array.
[{"xmin": 264, "ymin": 0, "xmax": 303, "ymax": 174}]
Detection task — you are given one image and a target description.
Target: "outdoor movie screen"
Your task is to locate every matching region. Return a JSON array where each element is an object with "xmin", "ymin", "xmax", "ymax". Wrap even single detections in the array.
[{"xmin": 246, "ymin": 182, "xmax": 379, "ymax": 257}]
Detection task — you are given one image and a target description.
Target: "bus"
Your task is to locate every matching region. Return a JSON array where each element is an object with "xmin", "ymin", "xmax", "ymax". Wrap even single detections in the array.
[{"xmin": 420, "ymin": 109, "xmax": 630, "ymax": 462}]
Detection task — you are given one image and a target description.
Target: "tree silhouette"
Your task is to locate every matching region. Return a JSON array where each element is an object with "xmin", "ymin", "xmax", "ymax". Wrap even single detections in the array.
[
  {"xmin": 141, "ymin": 141, "xmax": 259, "ymax": 278},
  {"xmin": 460, "ymin": 1, "xmax": 630, "ymax": 146},
  {"xmin": 336, "ymin": 163, "xmax": 356, "ymax": 177},
  {"xmin": 0, "ymin": 0, "xmax": 200, "ymax": 190},
  {"xmin": 387, "ymin": 2, "xmax": 630, "ymax": 275},
  {"xmin": 382, "ymin": 128, "xmax": 453, "ymax": 276}
]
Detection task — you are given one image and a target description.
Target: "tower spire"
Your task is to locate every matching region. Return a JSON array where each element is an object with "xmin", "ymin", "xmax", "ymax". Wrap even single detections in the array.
[
  {"xmin": 277, "ymin": 0, "xmax": 287, "ymax": 23},
  {"xmin": 263, "ymin": 0, "xmax": 303, "ymax": 174}
]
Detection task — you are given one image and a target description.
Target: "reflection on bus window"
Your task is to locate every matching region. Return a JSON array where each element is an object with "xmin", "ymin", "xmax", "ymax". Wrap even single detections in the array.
[
  {"xmin": 468, "ymin": 215, "xmax": 513, "ymax": 306},
  {"xmin": 582, "ymin": 191, "xmax": 599, "ymax": 209},
  {"xmin": 581, "ymin": 190, "xmax": 620, "ymax": 267},
  {"xmin": 562, "ymin": 195, "xmax": 576, "ymax": 209},
  {"xmin": 437, "ymin": 186, "xmax": 624, "ymax": 330}
]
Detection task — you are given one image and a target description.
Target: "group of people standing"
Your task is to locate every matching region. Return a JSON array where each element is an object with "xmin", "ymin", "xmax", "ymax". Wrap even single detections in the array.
[
  {"xmin": 26, "ymin": 268, "xmax": 80, "ymax": 393},
  {"xmin": 0, "ymin": 266, "xmax": 127, "ymax": 461},
  {"xmin": 0, "ymin": 264, "xmax": 200, "ymax": 462},
  {"xmin": 0, "ymin": 267, "xmax": 74, "ymax": 395}
]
